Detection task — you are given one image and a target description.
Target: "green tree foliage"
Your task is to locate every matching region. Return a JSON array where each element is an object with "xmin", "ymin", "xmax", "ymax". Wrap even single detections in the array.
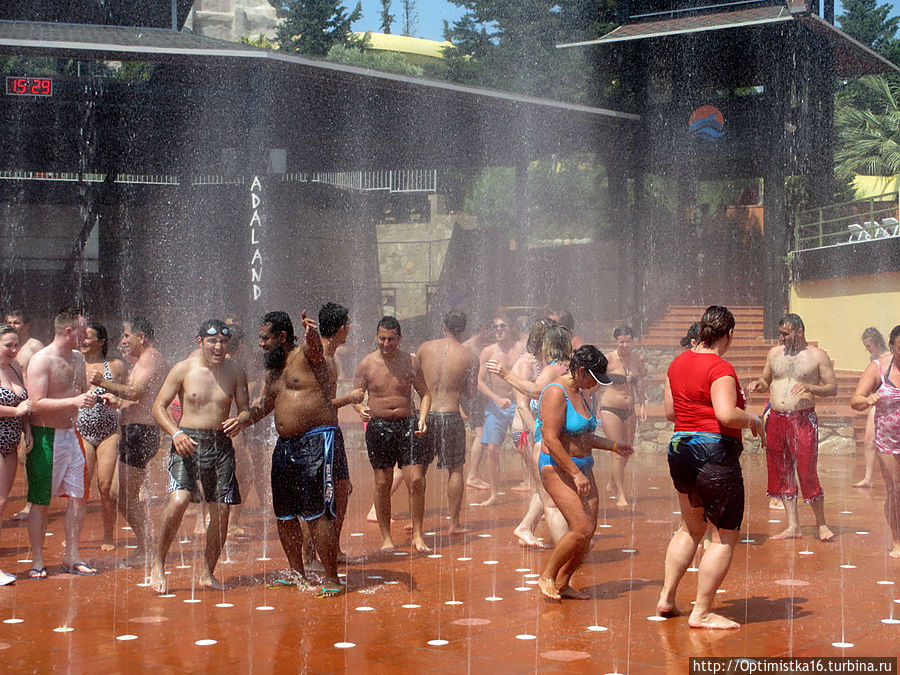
[
  {"xmin": 380, "ymin": 0, "xmax": 395, "ymax": 34},
  {"xmin": 326, "ymin": 43, "xmax": 424, "ymax": 76},
  {"xmin": 240, "ymin": 34, "xmax": 278, "ymax": 49},
  {"xmin": 439, "ymin": 0, "xmax": 617, "ymax": 104},
  {"xmin": 835, "ymin": 75, "xmax": 900, "ymax": 180},
  {"xmin": 270, "ymin": 0, "xmax": 363, "ymax": 57},
  {"xmin": 838, "ymin": 0, "xmax": 900, "ymax": 64}
]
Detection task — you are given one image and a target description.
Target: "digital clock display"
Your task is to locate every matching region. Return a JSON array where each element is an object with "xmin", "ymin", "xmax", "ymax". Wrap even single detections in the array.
[{"xmin": 6, "ymin": 77, "xmax": 53, "ymax": 97}]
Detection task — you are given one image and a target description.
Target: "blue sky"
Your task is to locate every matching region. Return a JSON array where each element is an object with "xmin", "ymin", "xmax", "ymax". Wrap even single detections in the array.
[
  {"xmin": 351, "ymin": 1, "xmax": 900, "ymax": 43},
  {"xmin": 352, "ymin": 0, "xmax": 465, "ymax": 42}
]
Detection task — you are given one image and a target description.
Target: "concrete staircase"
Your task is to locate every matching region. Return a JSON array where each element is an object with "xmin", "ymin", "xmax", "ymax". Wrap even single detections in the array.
[{"xmin": 637, "ymin": 305, "xmax": 865, "ymax": 451}]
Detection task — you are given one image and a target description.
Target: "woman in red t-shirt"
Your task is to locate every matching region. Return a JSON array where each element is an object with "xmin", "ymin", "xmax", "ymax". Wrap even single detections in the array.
[{"xmin": 656, "ymin": 305, "xmax": 765, "ymax": 630}]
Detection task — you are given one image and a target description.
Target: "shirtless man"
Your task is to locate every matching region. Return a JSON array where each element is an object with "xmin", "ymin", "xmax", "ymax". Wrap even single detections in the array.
[
  {"xmin": 249, "ymin": 310, "xmax": 346, "ymax": 597},
  {"xmin": 749, "ymin": 313, "xmax": 836, "ymax": 541},
  {"xmin": 474, "ymin": 312, "xmax": 519, "ymax": 507},
  {"xmin": 92, "ymin": 317, "xmax": 167, "ymax": 560},
  {"xmin": 25, "ymin": 308, "xmax": 98, "ymax": 578},
  {"xmin": 417, "ymin": 310, "xmax": 478, "ymax": 535},
  {"xmin": 316, "ymin": 302, "xmax": 364, "ymax": 562},
  {"xmin": 354, "ymin": 316, "xmax": 432, "ymax": 552},
  {"xmin": 462, "ymin": 321, "xmax": 493, "ymax": 490},
  {"xmin": 7, "ymin": 309, "xmax": 44, "ymax": 521},
  {"xmin": 148, "ymin": 320, "xmax": 249, "ymax": 593}
]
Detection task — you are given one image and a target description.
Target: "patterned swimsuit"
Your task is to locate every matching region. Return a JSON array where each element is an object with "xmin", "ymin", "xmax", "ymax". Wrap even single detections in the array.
[
  {"xmin": 874, "ymin": 358, "xmax": 900, "ymax": 455},
  {"xmin": 0, "ymin": 368, "xmax": 26, "ymax": 456},
  {"xmin": 76, "ymin": 361, "xmax": 119, "ymax": 446}
]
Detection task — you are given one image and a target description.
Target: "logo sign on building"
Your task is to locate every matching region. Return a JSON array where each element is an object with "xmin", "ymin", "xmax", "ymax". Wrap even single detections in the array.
[
  {"xmin": 249, "ymin": 176, "xmax": 263, "ymax": 302},
  {"xmin": 689, "ymin": 105, "xmax": 725, "ymax": 141}
]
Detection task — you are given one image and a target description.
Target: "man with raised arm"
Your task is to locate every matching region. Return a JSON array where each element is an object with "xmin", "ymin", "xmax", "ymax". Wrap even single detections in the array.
[
  {"xmin": 749, "ymin": 313, "xmax": 837, "ymax": 541},
  {"xmin": 25, "ymin": 308, "xmax": 98, "ymax": 578},
  {"xmin": 417, "ymin": 310, "xmax": 477, "ymax": 535},
  {"xmin": 474, "ymin": 312, "xmax": 520, "ymax": 506},
  {"xmin": 248, "ymin": 310, "xmax": 347, "ymax": 597},
  {"xmin": 149, "ymin": 320, "xmax": 249, "ymax": 594},
  {"xmin": 354, "ymin": 316, "xmax": 432, "ymax": 552},
  {"xmin": 92, "ymin": 317, "xmax": 167, "ymax": 561}
]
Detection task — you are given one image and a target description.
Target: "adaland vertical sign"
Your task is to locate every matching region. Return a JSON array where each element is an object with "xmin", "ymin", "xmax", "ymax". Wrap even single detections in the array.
[{"xmin": 249, "ymin": 176, "xmax": 262, "ymax": 302}]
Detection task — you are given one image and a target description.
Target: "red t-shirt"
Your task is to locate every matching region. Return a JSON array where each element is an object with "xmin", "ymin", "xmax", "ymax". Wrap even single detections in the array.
[{"xmin": 667, "ymin": 350, "xmax": 746, "ymax": 439}]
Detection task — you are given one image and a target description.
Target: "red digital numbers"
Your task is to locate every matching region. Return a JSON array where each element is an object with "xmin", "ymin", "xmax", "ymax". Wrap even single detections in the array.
[{"xmin": 6, "ymin": 77, "xmax": 53, "ymax": 97}]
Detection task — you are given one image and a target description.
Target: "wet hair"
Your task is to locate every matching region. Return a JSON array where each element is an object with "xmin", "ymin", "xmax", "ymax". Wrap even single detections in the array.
[
  {"xmin": 377, "ymin": 315, "xmax": 401, "ymax": 337},
  {"xmin": 87, "ymin": 322, "xmax": 109, "ymax": 357},
  {"xmin": 698, "ymin": 305, "xmax": 735, "ymax": 346},
  {"xmin": 6, "ymin": 309, "xmax": 30, "ymax": 323},
  {"xmin": 525, "ymin": 318, "xmax": 555, "ymax": 357},
  {"xmin": 613, "ymin": 325, "xmax": 634, "ymax": 339},
  {"xmin": 557, "ymin": 311, "xmax": 575, "ymax": 332},
  {"xmin": 0, "ymin": 324, "xmax": 16, "ymax": 339},
  {"xmin": 862, "ymin": 327, "xmax": 887, "ymax": 352},
  {"xmin": 680, "ymin": 321, "xmax": 701, "ymax": 348},
  {"xmin": 261, "ymin": 311, "xmax": 295, "ymax": 344},
  {"xmin": 443, "ymin": 309, "xmax": 467, "ymax": 338},
  {"xmin": 53, "ymin": 307, "xmax": 82, "ymax": 335},
  {"xmin": 197, "ymin": 319, "xmax": 231, "ymax": 339},
  {"xmin": 890, "ymin": 325, "xmax": 900, "ymax": 349},
  {"xmin": 126, "ymin": 316, "xmax": 154, "ymax": 342},
  {"xmin": 779, "ymin": 313, "xmax": 805, "ymax": 332},
  {"xmin": 542, "ymin": 325, "xmax": 572, "ymax": 364},
  {"xmin": 319, "ymin": 303, "xmax": 349, "ymax": 338},
  {"xmin": 568, "ymin": 344, "xmax": 608, "ymax": 379}
]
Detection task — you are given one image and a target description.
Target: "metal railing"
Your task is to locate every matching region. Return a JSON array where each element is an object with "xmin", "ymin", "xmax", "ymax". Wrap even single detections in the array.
[{"xmin": 793, "ymin": 192, "xmax": 900, "ymax": 251}]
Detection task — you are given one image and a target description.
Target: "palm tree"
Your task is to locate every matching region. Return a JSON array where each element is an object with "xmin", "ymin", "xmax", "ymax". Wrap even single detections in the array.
[{"xmin": 835, "ymin": 74, "xmax": 900, "ymax": 181}]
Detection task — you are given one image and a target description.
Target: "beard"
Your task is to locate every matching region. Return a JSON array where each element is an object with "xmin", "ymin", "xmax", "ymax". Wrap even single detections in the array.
[{"xmin": 263, "ymin": 343, "xmax": 288, "ymax": 371}]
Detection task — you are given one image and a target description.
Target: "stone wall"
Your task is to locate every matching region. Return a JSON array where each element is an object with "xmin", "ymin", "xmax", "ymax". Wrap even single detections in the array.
[{"xmin": 186, "ymin": 0, "xmax": 278, "ymax": 42}]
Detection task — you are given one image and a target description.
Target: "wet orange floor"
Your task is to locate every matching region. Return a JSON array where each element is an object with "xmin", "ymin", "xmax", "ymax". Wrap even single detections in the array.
[{"xmin": 1, "ymin": 423, "xmax": 898, "ymax": 673}]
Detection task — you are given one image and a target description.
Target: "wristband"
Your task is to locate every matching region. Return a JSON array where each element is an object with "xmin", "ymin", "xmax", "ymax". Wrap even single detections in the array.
[{"xmin": 172, "ymin": 430, "xmax": 185, "ymax": 439}]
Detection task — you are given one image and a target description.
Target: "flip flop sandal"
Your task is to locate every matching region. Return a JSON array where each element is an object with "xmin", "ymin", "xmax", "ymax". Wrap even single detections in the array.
[
  {"xmin": 61, "ymin": 562, "xmax": 98, "ymax": 576},
  {"xmin": 28, "ymin": 567, "xmax": 47, "ymax": 580},
  {"xmin": 317, "ymin": 586, "xmax": 344, "ymax": 598}
]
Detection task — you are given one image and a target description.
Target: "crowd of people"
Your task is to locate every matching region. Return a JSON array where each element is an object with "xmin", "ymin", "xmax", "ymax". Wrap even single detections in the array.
[{"xmin": 0, "ymin": 304, "xmax": 896, "ymax": 626}]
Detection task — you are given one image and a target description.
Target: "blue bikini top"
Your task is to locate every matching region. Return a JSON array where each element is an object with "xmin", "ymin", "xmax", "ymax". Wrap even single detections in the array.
[{"xmin": 534, "ymin": 382, "xmax": 597, "ymax": 442}]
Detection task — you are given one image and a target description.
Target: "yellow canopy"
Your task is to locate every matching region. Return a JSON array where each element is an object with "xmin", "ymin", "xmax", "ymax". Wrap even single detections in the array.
[
  {"xmin": 852, "ymin": 174, "xmax": 899, "ymax": 200},
  {"xmin": 355, "ymin": 32, "xmax": 452, "ymax": 65}
]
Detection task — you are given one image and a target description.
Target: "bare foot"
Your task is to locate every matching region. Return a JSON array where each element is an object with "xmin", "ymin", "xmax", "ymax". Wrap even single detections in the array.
[
  {"xmin": 689, "ymin": 611, "xmax": 741, "ymax": 629},
  {"xmin": 889, "ymin": 544, "xmax": 900, "ymax": 559},
  {"xmin": 380, "ymin": 539, "xmax": 395, "ymax": 552},
  {"xmin": 510, "ymin": 482, "xmax": 532, "ymax": 493},
  {"xmin": 768, "ymin": 498, "xmax": 785, "ymax": 510},
  {"xmin": 616, "ymin": 496, "xmax": 629, "ymax": 507},
  {"xmin": 149, "ymin": 563, "xmax": 167, "ymax": 594},
  {"xmin": 199, "ymin": 572, "xmax": 225, "ymax": 591},
  {"xmin": 366, "ymin": 505, "xmax": 378, "ymax": 522},
  {"xmin": 558, "ymin": 584, "xmax": 590, "ymax": 600},
  {"xmin": 466, "ymin": 478, "xmax": 489, "ymax": 490},
  {"xmin": 538, "ymin": 576, "xmax": 560, "ymax": 600},
  {"xmin": 448, "ymin": 524, "xmax": 470, "ymax": 536},
  {"xmin": 479, "ymin": 495, "xmax": 499, "ymax": 507},
  {"xmin": 770, "ymin": 527, "xmax": 801, "ymax": 540},
  {"xmin": 656, "ymin": 598, "xmax": 681, "ymax": 618},
  {"xmin": 100, "ymin": 541, "xmax": 116, "ymax": 552},
  {"xmin": 412, "ymin": 536, "xmax": 432, "ymax": 553},
  {"xmin": 819, "ymin": 525, "xmax": 835, "ymax": 542},
  {"xmin": 514, "ymin": 528, "xmax": 549, "ymax": 549}
]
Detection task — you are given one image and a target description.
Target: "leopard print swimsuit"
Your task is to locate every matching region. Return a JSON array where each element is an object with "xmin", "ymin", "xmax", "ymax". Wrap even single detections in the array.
[
  {"xmin": 76, "ymin": 361, "xmax": 119, "ymax": 446},
  {"xmin": 0, "ymin": 366, "xmax": 26, "ymax": 456}
]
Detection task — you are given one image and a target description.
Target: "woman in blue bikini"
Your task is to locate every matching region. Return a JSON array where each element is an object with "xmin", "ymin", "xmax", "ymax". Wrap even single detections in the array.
[{"xmin": 536, "ymin": 345, "xmax": 634, "ymax": 600}]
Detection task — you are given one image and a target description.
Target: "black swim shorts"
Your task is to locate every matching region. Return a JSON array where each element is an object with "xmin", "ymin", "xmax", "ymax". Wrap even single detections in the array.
[
  {"xmin": 422, "ymin": 411, "xmax": 466, "ymax": 470},
  {"xmin": 365, "ymin": 415, "xmax": 425, "ymax": 470},
  {"xmin": 271, "ymin": 425, "xmax": 349, "ymax": 521},
  {"xmin": 167, "ymin": 428, "xmax": 241, "ymax": 504},
  {"xmin": 460, "ymin": 395, "xmax": 486, "ymax": 430},
  {"xmin": 667, "ymin": 432, "xmax": 744, "ymax": 531},
  {"xmin": 119, "ymin": 424, "xmax": 160, "ymax": 470}
]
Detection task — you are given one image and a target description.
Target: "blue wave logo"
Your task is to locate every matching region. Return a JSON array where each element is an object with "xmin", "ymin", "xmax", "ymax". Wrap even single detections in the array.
[{"xmin": 689, "ymin": 106, "xmax": 725, "ymax": 142}]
